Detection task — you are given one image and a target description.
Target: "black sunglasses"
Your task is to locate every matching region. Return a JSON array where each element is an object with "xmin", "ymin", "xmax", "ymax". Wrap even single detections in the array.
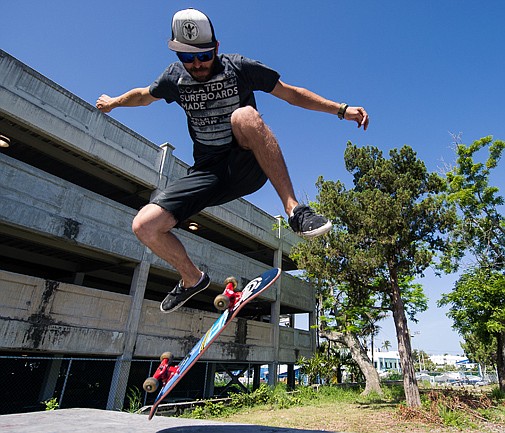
[{"xmin": 176, "ymin": 50, "xmax": 215, "ymax": 63}]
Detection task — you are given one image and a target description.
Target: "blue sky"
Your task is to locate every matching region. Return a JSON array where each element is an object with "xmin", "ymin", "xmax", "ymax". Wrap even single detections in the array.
[{"xmin": 3, "ymin": 1, "xmax": 505, "ymax": 356}]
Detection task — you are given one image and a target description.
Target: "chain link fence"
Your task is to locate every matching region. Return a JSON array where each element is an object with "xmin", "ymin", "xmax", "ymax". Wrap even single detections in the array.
[
  {"xmin": 0, "ymin": 355, "xmax": 163, "ymax": 415},
  {"xmin": 0, "ymin": 355, "xmax": 257, "ymax": 415}
]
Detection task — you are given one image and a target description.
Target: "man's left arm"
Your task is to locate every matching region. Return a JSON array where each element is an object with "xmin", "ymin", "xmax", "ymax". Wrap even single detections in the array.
[{"xmin": 270, "ymin": 80, "xmax": 369, "ymax": 130}]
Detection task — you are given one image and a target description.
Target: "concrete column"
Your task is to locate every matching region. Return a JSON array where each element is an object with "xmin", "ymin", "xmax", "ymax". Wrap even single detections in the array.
[
  {"xmin": 38, "ymin": 357, "xmax": 63, "ymax": 402},
  {"xmin": 309, "ymin": 310, "xmax": 317, "ymax": 353},
  {"xmin": 287, "ymin": 364, "xmax": 295, "ymax": 390},
  {"xmin": 202, "ymin": 362, "xmax": 217, "ymax": 398},
  {"xmin": 252, "ymin": 364, "xmax": 261, "ymax": 390},
  {"xmin": 73, "ymin": 272, "xmax": 85, "ymax": 285},
  {"xmin": 268, "ymin": 216, "xmax": 284, "ymax": 387},
  {"xmin": 157, "ymin": 142, "xmax": 175, "ymax": 188},
  {"xmin": 107, "ymin": 252, "xmax": 151, "ymax": 410}
]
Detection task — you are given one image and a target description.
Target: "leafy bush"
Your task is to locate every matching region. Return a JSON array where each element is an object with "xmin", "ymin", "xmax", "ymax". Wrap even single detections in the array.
[
  {"xmin": 42, "ymin": 397, "xmax": 59, "ymax": 411},
  {"xmin": 190, "ymin": 401, "xmax": 227, "ymax": 419},
  {"xmin": 124, "ymin": 386, "xmax": 143, "ymax": 413},
  {"xmin": 185, "ymin": 384, "xmax": 302, "ymax": 419},
  {"xmin": 490, "ymin": 386, "xmax": 505, "ymax": 401},
  {"xmin": 438, "ymin": 406, "xmax": 474, "ymax": 429}
]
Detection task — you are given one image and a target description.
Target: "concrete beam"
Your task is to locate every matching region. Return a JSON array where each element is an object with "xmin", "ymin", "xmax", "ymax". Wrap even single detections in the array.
[{"xmin": 0, "ymin": 270, "xmax": 310, "ymax": 363}]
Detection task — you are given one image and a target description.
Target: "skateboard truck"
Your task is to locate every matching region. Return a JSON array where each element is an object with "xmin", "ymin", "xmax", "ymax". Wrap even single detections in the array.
[
  {"xmin": 214, "ymin": 276, "xmax": 241, "ymax": 311},
  {"xmin": 143, "ymin": 352, "xmax": 178, "ymax": 393}
]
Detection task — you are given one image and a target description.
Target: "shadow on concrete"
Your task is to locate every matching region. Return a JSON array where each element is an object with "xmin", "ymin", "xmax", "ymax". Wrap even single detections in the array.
[{"xmin": 158, "ymin": 426, "xmax": 330, "ymax": 433}]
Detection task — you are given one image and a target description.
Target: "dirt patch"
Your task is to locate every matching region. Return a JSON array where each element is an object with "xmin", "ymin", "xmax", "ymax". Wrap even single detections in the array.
[{"xmin": 214, "ymin": 400, "xmax": 503, "ymax": 433}]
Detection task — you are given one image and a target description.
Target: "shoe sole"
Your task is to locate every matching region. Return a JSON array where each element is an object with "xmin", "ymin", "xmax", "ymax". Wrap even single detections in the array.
[
  {"xmin": 160, "ymin": 282, "xmax": 210, "ymax": 314},
  {"xmin": 300, "ymin": 220, "xmax": 332, "ymax": 239}
]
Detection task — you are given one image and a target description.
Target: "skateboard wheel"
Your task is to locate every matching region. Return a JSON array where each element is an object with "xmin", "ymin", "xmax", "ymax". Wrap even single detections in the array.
[
  {"xmin": 143, "ymin": 377, "xmax": 159, "ymax": 393},
  {"xmin": 160, "ymin": 351, "xmax": 173, "ymax": 362},
  {"xmin": 224, "ymin": 276, "xmax": 239, "ymax": 292},
  {"xmin": 214, "ymin": 294, "xmax": 230, "ymax": 311}
]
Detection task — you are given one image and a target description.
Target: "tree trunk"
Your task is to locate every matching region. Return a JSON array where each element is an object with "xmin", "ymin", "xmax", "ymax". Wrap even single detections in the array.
[
  {"xmin": 497, "ymin": 331, "xmax": 505, "ymax": 392},
  {"xmin": 321, "ymin": 329, "xmax": 383, "ymax": 396},
  {"xmin": 389, "ymin": 268, "xmax": 421, "ymax": 407}
]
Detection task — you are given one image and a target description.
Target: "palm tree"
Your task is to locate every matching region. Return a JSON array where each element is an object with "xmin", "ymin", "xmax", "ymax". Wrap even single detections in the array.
[{"xmin": 381, "ymin": 340, "xmax": 392, "ymax": 351}]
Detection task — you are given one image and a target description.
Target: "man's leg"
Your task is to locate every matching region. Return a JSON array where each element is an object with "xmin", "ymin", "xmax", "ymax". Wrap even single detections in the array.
[
  {"xmin": 132, "ymin": 204, "xmax": 202, "ymax": 288},
  {"xmin": 231, "ymin": 106, "xmax": 332, "ymax": 238},
  {"xmin": 230, "ymin": 106, "xmax": 298, "ymax": 216}
]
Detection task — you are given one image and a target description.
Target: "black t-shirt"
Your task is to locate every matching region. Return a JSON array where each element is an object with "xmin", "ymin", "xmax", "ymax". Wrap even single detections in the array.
[{"xmin": 150, "ymin": 54, "xmax": 280, "ymax": 166}]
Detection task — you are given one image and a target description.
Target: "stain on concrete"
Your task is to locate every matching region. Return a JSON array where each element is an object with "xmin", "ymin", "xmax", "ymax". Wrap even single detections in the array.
[
  {"xmin": 235, "ymin": 317, "xmax": 247, "ymax": 345},
  {"xmin": 41, "ymin": 280, "xmax": 59, "ymax": 306},
  {"xmin": 24, "ymin": 280, "xmax": 59, "ymax": 349},
  {"xmin": 180, "ymin": 335, "xmax": 200, "ymax": 354},
  {"xmin": 240, "ymin": 277, "xmax": 250, "ymax": 290},
  {"xmin": 223, "ymin": 340, "xmax": 250, "ymax": 360},
  {"xmin": 63, "ymin": 218, "xmax": 81, "ymax": 240}
]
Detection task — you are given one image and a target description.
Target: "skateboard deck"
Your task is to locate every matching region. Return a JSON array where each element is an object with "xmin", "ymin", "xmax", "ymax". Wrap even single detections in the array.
[{"xmin": 148, "ymin": 267, "xmax": 281, "ymax": 419}]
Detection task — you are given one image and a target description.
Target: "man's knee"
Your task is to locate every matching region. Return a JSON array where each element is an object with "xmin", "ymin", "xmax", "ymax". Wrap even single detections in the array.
[
  {"xmin": 131, "ymin": 214, "xmax": 154, "ymax": 245},
  {"xmin": 131, "ymin": 204, "xmax": 176, "ymax": 243},
  {"xmin": 131, "ymin": 213, "xmax": 147, "ymax": 240},
  {"xmin": 231, "ymin": 106, "xmax": 266, "ymax": 147},
  {"xmin": 232, "ymin": 106, "xmax": 265, "ymax": 129}
]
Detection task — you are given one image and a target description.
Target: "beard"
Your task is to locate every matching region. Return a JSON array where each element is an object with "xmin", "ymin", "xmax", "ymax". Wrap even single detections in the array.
[
  {"xmin": 185, "ymin": 57, "xmax": 216, "ymax": 82},
  {"xmin": 188, "ymin": 65, "xmax": 213, "ymax": 82}
]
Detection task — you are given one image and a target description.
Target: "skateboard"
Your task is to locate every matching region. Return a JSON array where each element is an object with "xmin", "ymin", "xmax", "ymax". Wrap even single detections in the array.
[{"xmin": 145, "ymin": 267, "xmax": 281, "ymax": 420}]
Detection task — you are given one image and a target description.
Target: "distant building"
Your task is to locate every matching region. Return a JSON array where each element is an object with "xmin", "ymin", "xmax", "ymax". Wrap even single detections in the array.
[
  {"xmin": 430, "ymin": 354, "xmax": 468, "ymax": 366},
  {"xmin": 368, "ymin": 350, "xmax": 401, "ymax": 374}
]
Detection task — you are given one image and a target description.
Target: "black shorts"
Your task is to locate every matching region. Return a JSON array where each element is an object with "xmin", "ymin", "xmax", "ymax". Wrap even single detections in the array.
[{"xmin": 151, "ymin": 146, "xmax": 267, "ymax": 226}]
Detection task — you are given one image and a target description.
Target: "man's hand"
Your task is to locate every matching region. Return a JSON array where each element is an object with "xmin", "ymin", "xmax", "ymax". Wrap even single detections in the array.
[
  {"xmin": 96, "ymin": 94, "xmax": 115, "ymax": 113},
  {"xmin": 270, "ymin": 81, "xmax": 369, "ymax": 131},
  {"xmin": 96, "ymin": 87, "xmax": 159, "ymax": 113},
  {"xmin": 345, "ymin": 106, "xmax": 369, "ymax": 130}
]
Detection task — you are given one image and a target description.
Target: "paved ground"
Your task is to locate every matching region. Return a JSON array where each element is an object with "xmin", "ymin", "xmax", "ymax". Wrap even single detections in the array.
[{"xmin": 0, "ymin": 408, "xmax": 339, "ymax": 433}]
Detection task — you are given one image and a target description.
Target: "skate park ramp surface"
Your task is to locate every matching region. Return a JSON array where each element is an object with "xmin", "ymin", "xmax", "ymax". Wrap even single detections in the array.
[{"xmin": 0, "ymin": 408, "xmax": 342, "ymax": 433}]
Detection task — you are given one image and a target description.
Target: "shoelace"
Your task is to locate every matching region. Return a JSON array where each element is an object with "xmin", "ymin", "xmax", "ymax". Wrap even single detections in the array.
[
  {"xmin": 169, "ymin": 282, "xmax": 185, "ymax": 296},
  {"xmin": 292, "ymin": 206, "xmax": 314, "ymax": 229}
]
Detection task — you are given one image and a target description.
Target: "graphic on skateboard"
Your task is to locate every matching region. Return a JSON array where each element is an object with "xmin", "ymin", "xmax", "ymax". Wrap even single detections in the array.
[{"xmin": 145, "ymin": 267, "xmax": 281, "ymax": 420}]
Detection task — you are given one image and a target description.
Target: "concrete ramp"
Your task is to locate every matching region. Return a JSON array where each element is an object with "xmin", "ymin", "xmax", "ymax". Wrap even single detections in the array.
[{"xmin": 0, "ymin": 408, "xmax": 339, "ymax": 433}]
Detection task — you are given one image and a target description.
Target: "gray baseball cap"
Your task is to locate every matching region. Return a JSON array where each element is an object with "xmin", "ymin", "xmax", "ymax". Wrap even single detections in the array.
[{"xmin": 168, "ymin": 8, "xmax": 217, "ymax": 53}]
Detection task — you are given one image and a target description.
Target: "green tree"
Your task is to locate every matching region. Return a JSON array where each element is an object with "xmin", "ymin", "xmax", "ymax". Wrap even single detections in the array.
[
  {"xmin": 298, "ymin": 343, "xmax": 352, "ymax": 386},
  {"xmin": 317, "ymin": 284, "xmax": 384, "ymax": 396},
  {"xmin": 291, "ymin": 271, "xmax": 385, "ymax": 395},
  {"xmin": 293, "ymin": 143, "xmax": 454, "ymax": 407},
  {"xmin": 439, "ymin": 268, "xmax": 505, "ymax": 390},
  {"xmin": 442, "ymin": 136, "xmax": 505, "ymax": 272},
  {"xmin": 440, "ymin": 136, "xmax": 505, "ymax": 391},
  {"xmin": 412, "ymin": 349, "xmax": 436, "ymax": 372},
  {"xmin": 381, "ymin": 340, "xmax": 392, "ymax": 351},
  {"xmin": 460, "ymin": 330, "xmax": 497, "ymax": 372}
]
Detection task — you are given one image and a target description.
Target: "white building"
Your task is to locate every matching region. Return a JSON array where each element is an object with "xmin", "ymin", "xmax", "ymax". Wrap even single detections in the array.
[
  {"xmin": 430, "ymin": 354, "xmax": 468, "ymax": 366},
  {"xmin": 368, "ymin": 350, "xmax": 401, "ymax": 374}
]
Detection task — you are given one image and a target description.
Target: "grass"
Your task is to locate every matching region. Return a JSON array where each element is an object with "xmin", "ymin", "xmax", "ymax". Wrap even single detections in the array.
[{"xmin": 179, "ymin": 384, "xmax": 505, "ymax": 433}]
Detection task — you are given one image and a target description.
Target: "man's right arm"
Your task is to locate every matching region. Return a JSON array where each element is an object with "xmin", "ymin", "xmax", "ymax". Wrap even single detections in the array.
[{"xmin": 96, "ymin": 86, "xmax": 160, "ymax": 113}]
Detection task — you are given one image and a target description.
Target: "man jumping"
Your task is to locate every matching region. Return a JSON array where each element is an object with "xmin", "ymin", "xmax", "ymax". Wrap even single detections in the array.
[{"xmin": 96, "ymin": 8, "xmax": 369, "ymax": 313}]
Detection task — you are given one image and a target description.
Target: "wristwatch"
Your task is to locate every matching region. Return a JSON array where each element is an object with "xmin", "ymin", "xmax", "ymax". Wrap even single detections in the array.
[{"xmin": 337, "ymin": 103, "xmax": 348, "ymax": 120}]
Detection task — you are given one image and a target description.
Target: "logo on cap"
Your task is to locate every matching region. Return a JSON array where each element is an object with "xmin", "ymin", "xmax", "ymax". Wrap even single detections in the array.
[{"xmin": 182, "ymin": 21, "xmax": 199, "ymax": 41}]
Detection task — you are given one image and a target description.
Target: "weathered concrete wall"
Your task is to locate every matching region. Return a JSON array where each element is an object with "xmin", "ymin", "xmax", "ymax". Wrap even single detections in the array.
[
  {"xmin": 0, "ymin": 270, "xmax": 312, "ymax": 362},
  {"xmin": 0, "ymin": 154, "xmax": 143, "ymax": 261},
  {"xmin": 0, "ymin": 271, "xmax": 127, "ymax": 354},
  {"xmin": 0, "ymin": 154, "xmax": 312, "ymax": 311}
]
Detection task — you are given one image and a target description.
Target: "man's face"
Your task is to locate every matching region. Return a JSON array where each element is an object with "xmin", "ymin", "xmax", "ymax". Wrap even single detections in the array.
[{"xmin": 177, "ymin": 46, "xmax": 218, "ymax": 82}]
